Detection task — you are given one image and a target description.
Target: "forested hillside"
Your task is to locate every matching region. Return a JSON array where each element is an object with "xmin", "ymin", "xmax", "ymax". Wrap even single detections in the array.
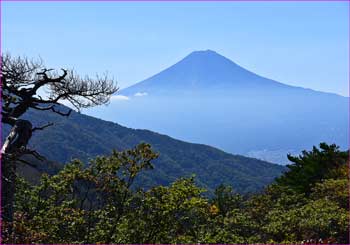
[{"xmin": 3, "ymin": 106, "xmax": 284, "ymax": 193}]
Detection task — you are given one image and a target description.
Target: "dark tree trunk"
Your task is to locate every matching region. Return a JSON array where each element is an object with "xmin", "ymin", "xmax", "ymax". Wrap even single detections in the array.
[
  {"xmin": 2, "ymin": 120, "xmax": 33, "ymax": 154},
  {"xmin": 1, "ymin": 119, "xmax": 33, "ymax": 225}
]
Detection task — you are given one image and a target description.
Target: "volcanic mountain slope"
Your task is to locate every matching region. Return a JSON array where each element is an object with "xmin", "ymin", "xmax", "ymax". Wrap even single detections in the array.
[
  {"xmin": 121, "ymin": 50, "xmax": 290, "ymax": 95},
  {"xmin": 2, "ymin": 106, "xmax": 284, "ymax": 193},
  {"xmin": 87, "ymin": 50, "xmax": 348, "ymax": 164}
]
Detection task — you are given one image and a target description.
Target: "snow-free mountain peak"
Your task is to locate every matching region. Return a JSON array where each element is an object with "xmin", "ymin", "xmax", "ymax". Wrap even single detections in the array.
[
  {"xmin": 121, "ymin": 50, "xmax": 285, "ymax": 96},
  {"xmin": 185, "ymin": 49, "xmax": 228, "ymax": 60}
]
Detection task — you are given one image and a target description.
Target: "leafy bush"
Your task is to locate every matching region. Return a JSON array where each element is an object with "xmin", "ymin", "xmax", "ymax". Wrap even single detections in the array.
[{"xmin": 3, "ymin": 143, "xmax": 349, "ymax": 244}]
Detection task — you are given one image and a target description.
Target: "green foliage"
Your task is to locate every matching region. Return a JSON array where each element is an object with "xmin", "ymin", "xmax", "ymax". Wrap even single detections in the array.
[
  {"xmin": 257, "ymin": 143, "xmax": 349, "ymax": 243},
  {"xmin": 212, "ymin": 184, "xmax": 243, "ymax": 215},
  {"xmin": 122, "ymin": 177, "xmax": 209, "ymax": 243},
  {"xmin": 276, "ymin": 142, "xmax": 348, "ymax": 194},
  {"xmin": 6, "ymin": 143, "xmax": 158, "ymax": 243},
  {"xmin": 5, "ymin": 142, "xmax": 349, "ymax": 244}
]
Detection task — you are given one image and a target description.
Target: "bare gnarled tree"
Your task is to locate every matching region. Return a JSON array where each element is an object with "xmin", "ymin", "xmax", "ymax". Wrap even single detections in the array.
[{"xmin": 1, "ymin": 54, "xmax": 118, "ymax": 225}]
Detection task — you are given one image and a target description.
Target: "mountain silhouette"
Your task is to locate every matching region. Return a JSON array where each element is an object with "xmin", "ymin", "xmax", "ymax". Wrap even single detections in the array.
[{"xmin": 122, "ymin": 50, "xmax": 292, "ymax": 95}]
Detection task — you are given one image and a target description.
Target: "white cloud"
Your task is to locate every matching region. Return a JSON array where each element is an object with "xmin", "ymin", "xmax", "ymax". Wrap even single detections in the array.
[
  {"xmin": 111, "ymin": 95, "xmax": 130, "ymax": 101},
  {"xmin": 134, "ymin": 92, "xmax": 148, "ymax": 97}
]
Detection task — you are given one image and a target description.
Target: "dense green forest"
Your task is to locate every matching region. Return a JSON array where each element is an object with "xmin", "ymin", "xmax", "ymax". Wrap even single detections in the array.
[
  {"xmin": 2, "ymin": 105, "xmax": 285, "ymax": 193},
  {"xmin": 3, "ymin": 142, "xmax": 349, "ymax": 244}
]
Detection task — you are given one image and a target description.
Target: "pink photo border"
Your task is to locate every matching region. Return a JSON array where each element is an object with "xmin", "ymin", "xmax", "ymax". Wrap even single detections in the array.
[{"xmin": 0, "ymin": 0, "xmax": 348, "ymax": 244}]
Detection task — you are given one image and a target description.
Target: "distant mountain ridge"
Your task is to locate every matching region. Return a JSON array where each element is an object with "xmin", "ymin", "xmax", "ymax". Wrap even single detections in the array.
[
  {"xmin": 121, "ymin": 50, "xmax": 340, "ymax": 96},
  {"xmin": 2, "ymin": 106, "xmax": 285, "ymax": 193},
  {"xmin": 86, "ymin": 50, "xmax": 347, "ymax": 164}
]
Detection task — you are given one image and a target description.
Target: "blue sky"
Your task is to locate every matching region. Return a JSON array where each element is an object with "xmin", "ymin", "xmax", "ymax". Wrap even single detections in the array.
[{"xmin": 2, "ymin": 1, "xmax": 349, "ymax": 96}]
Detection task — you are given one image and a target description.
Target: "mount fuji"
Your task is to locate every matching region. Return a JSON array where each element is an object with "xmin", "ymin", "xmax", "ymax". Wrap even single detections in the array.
[{"xmin": 87, "ymin": 50, "xmax": 348, "ymax": 164}]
